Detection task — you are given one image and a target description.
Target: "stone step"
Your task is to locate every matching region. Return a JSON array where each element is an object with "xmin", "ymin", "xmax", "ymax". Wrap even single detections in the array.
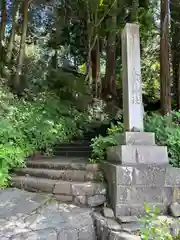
[
  {"xmin": 54, "ymin": 146, "xmax": 92, "ymax": 151},
  {"xmin": 11, "ymin": 176, "xmax": 57, "ymax": 193},
  {"xmin": 54, "ymin": 150, "xmax": 91, "ymax": 157},
  {"xmin": 26, "ymin": 158, "xmax": 99, "ymax": 171},
  {"xmin": 11, "ymin": 176, "xmax": 106, "ymax": 205},
  {"xmin": 55, "ymin": 141, "xmax": 91, "ymax": 148},
  {"xmin": 13, "ymin": 167, "xmax": 102, "ymax": 182}
]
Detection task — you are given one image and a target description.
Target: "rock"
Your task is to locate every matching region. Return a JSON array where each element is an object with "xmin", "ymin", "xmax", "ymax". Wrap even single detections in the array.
[
  {"xmin": 170, "ymin": 221, "xmax": 180, "ymax": 237},
  {"xmin": 0, "ymin": 188, "xmax": 50, "ymax": 219},
  {"xmin": 11, "ymin": 229, "xmax": 58, "ymax": 240},
  {"xmin": 74, "ymin": 195, "xmax": 86, "ymax": 205},
  {"xmin": 110, "ymin": 231, "xmax": 141, "ymax": 240},
  {"xmin": 54, "ymin": 194, "xmax": 73, "ymax": 202},
  {"xmin": 93, "ymin": 212, "xmax": 121, "ymax": 232},
  {"xmin": 58, "ymin": 228, "xmax": 79, "ymax": 240},
  {"xmin": 116, "ymin": 216, "xmax": 139, "ymax": 224},
  {"xmin": 78, "ymin": 225, "xmax": 97, "ymax": 240},
  {"xmin": 121, "ymin": 222, "xmax": 141, "ymax": 234},
  {"xmin": 93, "ymin": 212, "xmax": 141, "ymax": 240},
  {"xmin": 0, "ymin": 189, "xmax": 96, "ymax": 239},
  {"xmin": 169, "ymin": 202, "xmax": 180, "ymax": 217},
  {"xmin": 102, "ymin": 207, "xmax": 114, "ymax": 219},
  {"xmin": 106, "ymin": 218, "xmax": 122, "ymax": 231},
  {"xmin": 87, "ymin": 195, "xmax": 106, "ymax": 207},
  {"xmin": 71, "ymin": 182, "xmax": 106, "ymax": 196}
]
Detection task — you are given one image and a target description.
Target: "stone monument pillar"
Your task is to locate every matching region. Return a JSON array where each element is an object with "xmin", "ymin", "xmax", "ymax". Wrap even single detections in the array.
[
  {"xmin": 106, "ymin": 23, "xmax": 168, "ymax": 166},
  {"xmin": 102, "ymin": 23, "xmax": 171, "ymax": 217},
  {"xmin": 121, "ymin": 23, "xmax": 144, "ymax": 132}
]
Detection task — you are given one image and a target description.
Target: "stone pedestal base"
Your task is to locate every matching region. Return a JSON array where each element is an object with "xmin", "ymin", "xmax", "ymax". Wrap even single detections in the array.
[
  {"xmin": 103, "ymin": 131, "xmax": 171, "ymax": 216},
  {"xmin": 102, "ymin": 162, "xmax": 180, "ymax": 217},
  {"xmin": 107, "ymin": 145, "xmax": 168, "ymax": 165},
  {"xmin": 107, "ymin": 132, "xmax": 168, "ymax": 165}
]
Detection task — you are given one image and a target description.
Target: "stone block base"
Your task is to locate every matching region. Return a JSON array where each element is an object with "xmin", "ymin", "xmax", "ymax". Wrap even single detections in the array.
[
  {"xmin": 102, "ymin": 162, "xmax": 180, "ymax": 217},
  {"xmin": 107, "ymin": 145, "xmax": 168, "ymax": 165}
]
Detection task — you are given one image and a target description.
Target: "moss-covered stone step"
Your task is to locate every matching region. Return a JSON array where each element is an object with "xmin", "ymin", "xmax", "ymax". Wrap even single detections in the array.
[
  {"xmin": 54, "ymin": 150, "xmax": 92, "ymax": 157},
  {"xmin": 11, "ymin": 176, "xmax": 106, "ymax": 206},
  {"xmin": 26, "ymin": 158, "xmax": 99, "ymax": 171},
  {"xmin": 13, "ymin": 167, "xmax": 102, "ymax": 182}
]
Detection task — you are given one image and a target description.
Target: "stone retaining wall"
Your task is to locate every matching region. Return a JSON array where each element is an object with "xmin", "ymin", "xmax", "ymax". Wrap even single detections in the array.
[{"xmin": 102, "ymin": 162, "xmax": 180, "ymax": 217}]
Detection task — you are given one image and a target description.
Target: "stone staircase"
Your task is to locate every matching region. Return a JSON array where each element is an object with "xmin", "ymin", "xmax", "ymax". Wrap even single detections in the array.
[{"xmin": 11, "ymin": 130, "xmax": 107, "ymax": 207}]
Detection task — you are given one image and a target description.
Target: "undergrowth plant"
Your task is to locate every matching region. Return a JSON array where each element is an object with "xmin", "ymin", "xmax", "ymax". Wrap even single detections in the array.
[
  {"xmin": 89, "ymin": 120, "xmax": 124, "ymax": 163},
  {"xmin": 140, "ymin": 203, "xmax": 180, "ymax": 240},
  {"xmin": 0, "ymin": 86, "xmax": 89, "ymax": 187},
  {"xmin": 144, "ymin": 112, "xmax": 180, "ymax": 167}
]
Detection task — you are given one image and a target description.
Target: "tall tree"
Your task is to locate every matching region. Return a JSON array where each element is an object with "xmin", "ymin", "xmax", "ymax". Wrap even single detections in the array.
[
  {"xmin": 85, "ymin": 0, "xmax": 93, "ymax": 85},
  {"xmin": 104, "ymin": 0, "xmax": 117, "ymax": 99},
  {"xmin": 85, "ymin": 0, "xmax": 102, "ymax": 96},
  {"xmin": 0, "ymin": 0, "xmax": 6, "ymax": 44},
  {"xmin": 0, "ymin": 0, "xmax": 6, "ymax": 62},
  {"xmin": 160, "ymin": 0, "xmax": 171, "ymax": 115},
  {"xmin": 91, "ymin": 36, "xmax": 101, "ymax": 98},
  {"xmin": 91, "ymin": 5, "xmax": 101, "ymax": 98},
  {"xmin": 130, "ymin": 0, "xmax": 139, "ymax": 22},
  {"xmin": 14, "ymin": 0, "xmax": 31, "ymax": 93},
  {"xmin": 171, "ymin": 0, "xmax": 180, "ymax": 110},
  {"xmin": 6, "ymin": 0, "xmax": 20, "ymax": 64}
]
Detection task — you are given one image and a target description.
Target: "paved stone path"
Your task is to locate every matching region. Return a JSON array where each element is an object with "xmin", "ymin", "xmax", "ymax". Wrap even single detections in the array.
[{"xmin": 0, "ymin": 188, "xmax": 96, "ymax": 239}]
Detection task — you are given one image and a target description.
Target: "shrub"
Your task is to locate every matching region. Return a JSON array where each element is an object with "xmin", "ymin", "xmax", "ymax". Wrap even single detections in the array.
[
  {"xmin": 89, "ymin": 120, "xmax": 124, "ymax": 163},
  {"xmin": 89, "ymin": 112, "xmax": 180, "ymax": 165},
  {"xmin": 0, "ymin": 87, "xmax": 89, "ymax": 187},
  {"xmin": 144, "ymin": 112, "xmax": 180, "ymax": 167}
]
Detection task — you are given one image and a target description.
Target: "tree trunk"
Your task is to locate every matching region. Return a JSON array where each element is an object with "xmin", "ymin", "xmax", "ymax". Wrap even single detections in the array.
[
  {"xmin": 178, "ymin": 63, "xmax": 180, "ymax": 110},
  {"xmin": 6, "ymin": 1, "xmax": 20, "ymax": 63},
  {"xmin": 85, "ymin": 0, "xmax": 92, "ymax": 85},
  {"xmin": 0, "ymin": 0, "xmax": 6, "ymax": 62},
  {"xmin": 14, "ymin": 0, "xmax": 29, "ymax": 93},
  {"xmin": 170, "ymin": 0, "xmax": 180, "ymax": 110},
  {"xmin": 160, "ymin": 0, "xmax": 171, "ymax": 115},
  {"xmin": 0, "ymin": 0, "xmax": 6, "ymax": 44},
  {"xmin": 91, "ymin": 36, "xmax": 101, "ymax": 98},
  {"xmin": 130, "ymin": 0, "xmax": 139, "ymax": 22},
  {"xmin": 172, "ymin": 53, "xmax": 180, "ymax": 110},
  {"xmin": 104, "ymin": 1, "xmax": 117, "ymax": 99}
]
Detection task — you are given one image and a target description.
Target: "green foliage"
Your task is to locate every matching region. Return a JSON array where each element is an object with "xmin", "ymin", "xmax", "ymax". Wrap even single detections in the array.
[
  {"xmin": 144, "ymin": 112, "xmax": 180, "ymax": 167},
  {"xmin": 90, "ymin": 112, "xmax": 180, "ymax": 165},
  {"xmin": 89, "ymin": 121, "xmax": 124, "ymax": 163},
  {"xmin": 141, "ymin": 38, "xmax": 160, "ymax": 101},
  {"xmin": 140, "ymin": 203, "xmax": 180, "ymax": 240},
  {"xmin": 174, "ymin": 236, "xmax": 180, "ymax": 240},
  {"xmin": 0, "ymin": 86, "xmax": 88, "ymax": 187},
  {"xmin": 139, "ymin": 0, "xmax": 160, "ymax": 102}
]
